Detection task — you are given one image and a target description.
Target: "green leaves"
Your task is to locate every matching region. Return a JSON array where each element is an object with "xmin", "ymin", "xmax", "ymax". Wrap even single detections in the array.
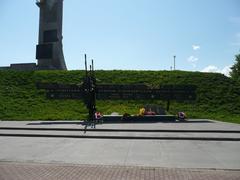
[{"xmin": 230, "ymin": 53, "xmax": 240, "ymax": 82}]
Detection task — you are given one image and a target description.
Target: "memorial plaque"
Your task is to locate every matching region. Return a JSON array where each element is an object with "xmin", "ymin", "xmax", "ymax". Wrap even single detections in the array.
[
  {"xmin": 38, "ymin": 83, "xmax": 196, "ymax": 101},
  {"xmin": 36, "ymin": 44, "xmax": 53, "ymax": 59},
  {"xmin": 96, "ymin": 84, "xmax": 196, "ymax": 101},
  {"xmin": 37, "ymin": 83, "xmax": 84, "ymax": 99},
  {"xmin": 43, "ymin": 29, "xmax": 58, "ymax": 43}
]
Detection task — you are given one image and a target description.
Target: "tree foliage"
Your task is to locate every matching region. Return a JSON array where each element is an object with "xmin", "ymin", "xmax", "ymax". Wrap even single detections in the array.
[{"xmin": 230, "ymin": 53, "xmax": 240, "ymax": 81}]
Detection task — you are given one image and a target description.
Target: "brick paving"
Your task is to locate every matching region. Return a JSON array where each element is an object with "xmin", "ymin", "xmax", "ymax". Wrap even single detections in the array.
[{"xmin": 0, "ymin": 162, "xmax": 239, "ymax": 180}]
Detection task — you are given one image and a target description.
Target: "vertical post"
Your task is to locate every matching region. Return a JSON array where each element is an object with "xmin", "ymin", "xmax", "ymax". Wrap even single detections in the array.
[
  {"xmin": 91, "ymin": 59, "xmax": 94, "ymax": 72},
  {"xmin": 91, "ymin": 59, "xmax": 95, "ymax": 84},
  {"xmin": 173, "ymin": 55, "xmax": 176, "ymax": 70},
  {"xmin": 83, "ymin": 56, "xmax": 97, "ymax": 129},
  {"xmin": 84, "ymin": 54, "xmax": 88, "ymax": 76}
]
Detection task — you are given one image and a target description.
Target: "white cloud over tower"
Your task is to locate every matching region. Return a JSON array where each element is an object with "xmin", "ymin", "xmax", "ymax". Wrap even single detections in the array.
[{"xmin": 192, "ymin": 45, "xmax": 200, "ymax": 50}]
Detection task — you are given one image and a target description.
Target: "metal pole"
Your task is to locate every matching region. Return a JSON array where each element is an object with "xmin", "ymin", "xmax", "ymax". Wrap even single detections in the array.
[
  {"xmin": 91, "ymin": 59, "xmax": 94, "ymax": 72},
  {"xmin": 91, "ymin": 59, "xmax": 94, "ymax": 79},
  {"xmin": 84, "ymin": 54, "xmax": 88, "ymax": 76},
  {"xmin": 173, "ymin": 55, "xmax": 176, "ymax": 70}
]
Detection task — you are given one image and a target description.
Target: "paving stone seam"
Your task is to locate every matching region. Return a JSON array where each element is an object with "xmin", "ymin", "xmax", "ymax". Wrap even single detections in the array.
[{"xmin": 1, "ymin": 161, "xmax": 240, "ymax": 172}]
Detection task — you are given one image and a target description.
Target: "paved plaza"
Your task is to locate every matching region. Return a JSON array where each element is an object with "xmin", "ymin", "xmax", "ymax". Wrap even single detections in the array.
[
  {"xmin": 0, "ymin": 119, "xmax": 239, "ymax": 179},
  {"xmin": 1, "ymin": 162, "xmax": 240, "ymax": 180}
]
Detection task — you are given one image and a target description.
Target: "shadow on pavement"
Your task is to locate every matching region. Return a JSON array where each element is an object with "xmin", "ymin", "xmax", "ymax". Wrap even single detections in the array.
[{"xmin": 27, "ymin": 121, "xmax": 84, "ymax": 126}]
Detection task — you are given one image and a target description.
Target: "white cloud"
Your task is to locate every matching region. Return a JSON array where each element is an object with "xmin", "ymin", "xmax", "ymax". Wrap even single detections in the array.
[
  {"xmin": 201, "ymin": 65, "xmax": 232, "ymax": 77},
  {"xmin": 188, "ymin": 56, "xmax": 198, "ymax": 63},
  {"xmin": 221, "ymin": 66, "xmax": 232, "ymax": 77},
  {"xmin": 202, "ymin": 65, "xmax": 219, "ymax": 73},
  {"xmin": 187, "ymin": 56, "xmax": 198, "ymax": 68},
  {"xmin": 192, "ymin": 45, "xmax": 200, "ymax": 50}
]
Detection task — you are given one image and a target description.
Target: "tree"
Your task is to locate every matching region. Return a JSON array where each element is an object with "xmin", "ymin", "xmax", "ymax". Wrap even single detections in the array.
[{"xmin": 230, "ymin": 53, "xmax": 240, "ymax": 81}]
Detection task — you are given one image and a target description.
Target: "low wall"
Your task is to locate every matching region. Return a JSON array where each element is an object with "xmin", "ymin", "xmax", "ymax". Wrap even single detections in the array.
[
  {"xmin": 0, "ymin": 63, "xmax": 37, "ymax": 71},
  {"xmin": 10, "ymin": 63, "xmax": 37, "ymax": 71},
  {"xmin": 102, "ymin": 115, "xmax": 176, "ymax": 123}
]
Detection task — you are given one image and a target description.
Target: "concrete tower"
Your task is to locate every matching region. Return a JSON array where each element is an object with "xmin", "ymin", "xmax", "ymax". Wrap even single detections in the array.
[{"xmin": 36, "ymin": 0, "xmax": 67, "ymax": 70}]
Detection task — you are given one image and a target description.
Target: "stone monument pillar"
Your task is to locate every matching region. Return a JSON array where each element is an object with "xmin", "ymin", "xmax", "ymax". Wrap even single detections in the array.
[{"xmin": 36, "ymin": 0, "xmax": 67, "ymax": 70}]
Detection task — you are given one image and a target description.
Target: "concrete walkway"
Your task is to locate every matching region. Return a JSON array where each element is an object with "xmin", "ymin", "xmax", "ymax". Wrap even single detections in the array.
[
  {"xmin": 1, "ymin": 119, "xmax": 240, "ymax": 131},
  {"xmin": 0, "ymin": 119, "xmax": 239, "ymax": 170}
]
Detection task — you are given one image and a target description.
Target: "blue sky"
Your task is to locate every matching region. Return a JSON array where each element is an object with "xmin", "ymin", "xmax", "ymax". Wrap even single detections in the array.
[{"xmin": 0, "ymin": 0, "xmax": 239, "ymax": 75}]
